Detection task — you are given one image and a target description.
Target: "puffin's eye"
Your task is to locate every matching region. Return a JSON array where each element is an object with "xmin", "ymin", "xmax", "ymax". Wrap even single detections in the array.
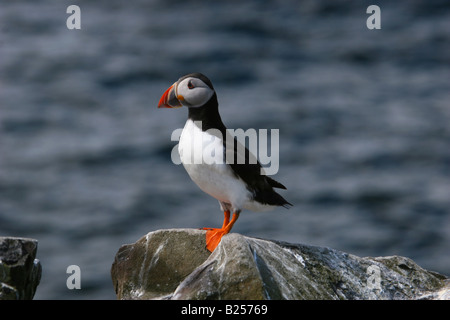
[{"xmin": 187, "ymin": 80, "xmax": 195, "ymax": 89}]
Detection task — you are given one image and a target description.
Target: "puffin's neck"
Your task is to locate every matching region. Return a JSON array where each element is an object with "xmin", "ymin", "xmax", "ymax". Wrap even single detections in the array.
[{"xmin": 187, "ymin": 93, "xmax": 226, "ymax": 132}]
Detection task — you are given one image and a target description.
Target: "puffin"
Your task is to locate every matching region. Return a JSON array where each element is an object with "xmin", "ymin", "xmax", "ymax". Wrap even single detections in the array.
[{"xmin": 158, "ymin": 73, "xmax": 291, "ymax": 252}]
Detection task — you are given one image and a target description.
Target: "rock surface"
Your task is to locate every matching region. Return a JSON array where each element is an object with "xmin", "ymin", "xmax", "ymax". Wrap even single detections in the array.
[
  {"xmin": 111, "ymin": 229, "xmax": 449, "ymax": 300},
  {"xmin": 0, "ymin": 237, "xmax": 42, "ymax": 300}
]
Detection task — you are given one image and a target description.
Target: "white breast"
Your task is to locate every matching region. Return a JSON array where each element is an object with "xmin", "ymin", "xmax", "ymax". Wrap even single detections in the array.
[{"xmin": 178, "ymin": 119, "xmax": 251, "ymax": 210}]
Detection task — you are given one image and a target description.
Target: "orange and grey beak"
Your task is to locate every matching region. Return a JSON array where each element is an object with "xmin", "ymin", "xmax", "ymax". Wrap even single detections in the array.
[{"xmin": 157, "ymin": 83, "xmax": 183, "ymax": 108}]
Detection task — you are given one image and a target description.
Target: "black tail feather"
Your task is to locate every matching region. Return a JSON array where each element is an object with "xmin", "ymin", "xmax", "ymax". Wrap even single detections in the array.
[
  {"xmin": 253, "ymin": 188, "xmax": 292, "ymax": 209},
  {"xmin": 266, "ymin": 176, "xmax": 287, "ymax": 190}
]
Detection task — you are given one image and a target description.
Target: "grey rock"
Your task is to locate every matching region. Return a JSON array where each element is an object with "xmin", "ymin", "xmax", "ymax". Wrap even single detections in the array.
[
  {"xmin": 111, "ymin": 229, "xmax": 448, "ymax": 300},
  {"xmin": 0, "ymin": 237, "xmax": 42, "ymax": 300}
]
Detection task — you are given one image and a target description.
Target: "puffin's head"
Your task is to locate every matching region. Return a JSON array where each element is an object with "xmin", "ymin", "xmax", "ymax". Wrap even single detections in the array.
[{"xmin": 158, "ymin": 73, "xmax": 215, "ymax": 109}]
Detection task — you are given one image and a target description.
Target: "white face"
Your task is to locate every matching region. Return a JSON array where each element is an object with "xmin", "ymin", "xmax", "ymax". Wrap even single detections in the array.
[{"xmin": 175, "ymin": 77, "xmax": 214, "ymax": 108}]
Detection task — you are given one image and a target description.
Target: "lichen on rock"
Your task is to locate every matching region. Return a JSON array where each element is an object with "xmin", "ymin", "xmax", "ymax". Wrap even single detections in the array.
[{"xmin": 111, "ymin": 229, "xmax": 448, "ymax": 300}]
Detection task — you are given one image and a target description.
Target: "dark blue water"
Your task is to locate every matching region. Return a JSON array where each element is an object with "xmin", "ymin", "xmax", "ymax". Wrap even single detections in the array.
[{"xmin": 1, "ymin": 0, "xmax": 449, "ymax": 299}]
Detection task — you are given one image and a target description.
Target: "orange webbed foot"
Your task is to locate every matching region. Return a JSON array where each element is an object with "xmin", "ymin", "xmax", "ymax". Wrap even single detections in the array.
[
  {"xmin": 205, "ymin": 228, "xmax": 228, "ymax": 252},
  {"xmin": 203, "ymin": 211, "xmax": 240, "ymax": 253}
]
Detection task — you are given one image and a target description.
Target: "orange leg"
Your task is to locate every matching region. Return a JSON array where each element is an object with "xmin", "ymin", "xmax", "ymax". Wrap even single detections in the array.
[
  {"xmin": 221, "ymin": 210, "xmax": 230, "ymax": 228},
  {"xmin": 205, "ymin": 211, "xmax": 240, "ymax": 252},
  {"xmin": 200, "ymin": 210, "xmax": 230, "ymax": 231}
]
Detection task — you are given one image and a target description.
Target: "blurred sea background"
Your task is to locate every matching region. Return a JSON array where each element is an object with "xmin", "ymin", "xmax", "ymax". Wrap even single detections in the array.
[{"xmin": 1, "ymin": 0, "xmax": 449, "ymax": 299}]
